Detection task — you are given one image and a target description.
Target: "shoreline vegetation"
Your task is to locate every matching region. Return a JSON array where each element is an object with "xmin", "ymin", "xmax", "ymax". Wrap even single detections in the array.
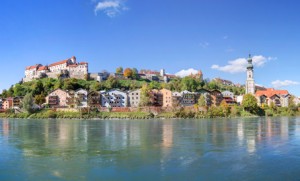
[
  {"xmin": 1, "ymin": 77, "xmax": 299, "ymax": 120},
  {"xmin": 0, "ymin": 105, "xmax": 299, "ymax": 120}
]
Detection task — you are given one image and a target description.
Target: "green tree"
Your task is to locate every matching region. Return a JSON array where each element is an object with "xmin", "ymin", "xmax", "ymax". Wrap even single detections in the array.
[
  {"xmin": 198, "ymin": 94, "xmax": 206, "ymax": 107},
  {"xmin": 8, "ymin": 85, "xmax": 14, "ymax": 97},
  {"xmin": 132, "ymin": 68, "xmax": 139, "ymax": 79},
  {"xmin": 22, "ymin": 93, "xmax": 34, "ymax": 113},
  {"xmin": 149, "ymin": 81, "xmax": 161, "ymax": 90},
  {"xmin": 180, "ymin": 76, "xmax": 198, "ymax": 92},
  {"xmin": 169, "ymin": 78, "xmax": 182, "ymax": 91},
  {"xmin": 54, "ymin": 79, "xmax": 63, "ymax": 90},
  {"xmin": 1, "ymin": 89, "xmax": 9, "ymax": 98},
  {"xmin": 288, "ymin": 96, "xmax": 298, "ymax": 111},
  {"xmin": 220, "ymin": 100, "xmax": 230, "ymax": 116},
  {"xmin": 32, "ymin": 80, "xmax": 44, "ymax": 96},
  {"xmin": 34, "ymin": 94, "xmax": 45, "ymax": 106},
  {"xmin": 44, "ymin": 79, "xmax": 55, "ymax": 94},
  {"xmin": 90, "ymin": 82, "xmax": 103, "ymax": 91},
  {"xmin": 13, "ymin": 84, "xmax": 25, "ymax": 97},
  {"xmin": 140, "ymin": 84, "xmax": 151, "ymax": 106},
  {"xmin": 207, "ymin": 80, "xmax": 219, "ymax": 90},
  {"xmin": 242, "ymin": 94, "xmax": 258, "ymax": 113},
  {"xmin": 105, "ymin": 76, "xmax": 119, "ymax": 89},
  {"xmin": 116, "ymin": 67, "xmax": 123, "ymax": 74}
]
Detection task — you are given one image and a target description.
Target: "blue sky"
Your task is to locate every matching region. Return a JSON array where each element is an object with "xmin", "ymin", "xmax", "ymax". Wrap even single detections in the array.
[{"xmin": 1, "ymin": 0, "xmax": 300, "ymax": 95}]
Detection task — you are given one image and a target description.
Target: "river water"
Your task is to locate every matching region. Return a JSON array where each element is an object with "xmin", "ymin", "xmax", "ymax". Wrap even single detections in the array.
[{"xmin": 1, "ymin": 117, "xmax": 300, "ymax": 180}]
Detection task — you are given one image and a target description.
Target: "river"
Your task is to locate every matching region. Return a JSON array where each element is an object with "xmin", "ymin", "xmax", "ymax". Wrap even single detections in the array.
[{"xmin": 1, "ymin": 117, "xmax": 300, "ymax": 180}]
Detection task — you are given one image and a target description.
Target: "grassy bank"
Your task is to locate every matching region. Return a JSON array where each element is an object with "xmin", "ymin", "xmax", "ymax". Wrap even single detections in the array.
[
  {"xmin": 0, "ymin": 110, "xmax": 154, "ymax": 119},
  {"xmin": 0, "ymin": 106, "xmax": 299, "ymax": 120}
]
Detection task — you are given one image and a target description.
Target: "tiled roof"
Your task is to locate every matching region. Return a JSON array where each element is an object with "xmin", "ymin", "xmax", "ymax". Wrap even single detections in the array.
[
  {"xmin": 37, "ymin": 66, "xmax": 48, "ymax": 71},
  {"xmin": 26, "ymin": 64, "xmax": 41, "ymax": 70},
  {"xmin": 256, "ymin": 88, "xmax": 289, "ymax": 98},
  {"xmin": 79, "ymin": 62, "xmax": 88, "ymax": 65},
  {"xmin": 49, "ymin": 59, "xmax": 68, "ymax": 67}
]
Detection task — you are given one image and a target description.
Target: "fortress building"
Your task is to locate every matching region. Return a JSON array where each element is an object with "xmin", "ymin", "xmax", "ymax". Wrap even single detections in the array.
[{"xmin": 23, "ymin": 56, "xmax": 88, "ymax": 82}]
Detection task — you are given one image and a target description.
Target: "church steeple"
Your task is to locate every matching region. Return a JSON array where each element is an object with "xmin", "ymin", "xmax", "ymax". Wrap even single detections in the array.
[
  {"xmin": 247, "ymin": 54, "xmax": 253, "ymax": 69},
  {"xmin": 245, "ymin": 54, "xmax": 255, "ymax": 94}
]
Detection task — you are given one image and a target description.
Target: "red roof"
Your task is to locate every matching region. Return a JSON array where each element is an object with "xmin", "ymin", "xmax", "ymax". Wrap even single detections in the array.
[
  {"xmin": 26, "ymin": 64, "xmax": 41, "ymax": 70},
  {"xmin": 79, "ymin": 62, "xmax": 88, "ymax": 65},
  {"xmin": 37, "ymin": 66, "xmax": 48, "ymax": 71},
  {"xmin": 4, "ymin": 97, "xmax": 13, "ymax": 101},
  {"xmin": 49, "ymin": 59, "xmax": 68, "ymax": 67},
  {"xmin": 256, "ymin": 88, "xmax": 289, "ymax": 98}
]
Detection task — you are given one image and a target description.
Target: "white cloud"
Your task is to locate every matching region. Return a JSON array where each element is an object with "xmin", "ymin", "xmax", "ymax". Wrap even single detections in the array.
[
  {"xmin": 271, "ymin": 80, "xmax": 299, "ymax": 88},
  {"xmin": 94, "ymin": 0, "xmax": 127, "ymax": 17},
  {"xmin": 199, "ymin": 42, "xmax": 209, "ymax": 48},
  {"xmin": 175, "ymin": 68, "xmax": 199, "ymax": 77},
  {"xmin": 211, "ymin": 55, "xmax": 274, "ymax": 74}
]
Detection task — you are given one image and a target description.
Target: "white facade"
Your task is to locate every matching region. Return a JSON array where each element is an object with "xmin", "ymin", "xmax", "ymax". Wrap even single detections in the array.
[
  {"xmin": 24, "ymin": 56, "xmax": 88, "ymax": 82},
  {"xmin": 128, "ymin": 89, "xmax": 141, "ymax": 107},
  {"xmin": 101, "ymin": 89, "xmax": 128, "ymax": 107},
  {"xmin": 172, "ymin": 92, "xmax": 182, "ymax": 97},
  {"xmin": 75, "ymin": 89, "xmax": 88, "ymax": 108},
  {"xmin": 222, "ymin": 91, "xmax": 234, "ymax": 99},
  {"xmin": 280, "ymin": 94, "xmax": 290, "ymax": 108},
  {"xmin": 293, "ymin": 97, "xmax": 300, "ymax": 106},
  {"xmin": 236, "ymin": 95, "xmax": 244, "ymax": 105}
]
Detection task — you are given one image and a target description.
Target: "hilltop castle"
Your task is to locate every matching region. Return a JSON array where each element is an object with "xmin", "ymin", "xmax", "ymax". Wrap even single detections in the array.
[{"xmin": 23, "ymin": 56, "xmax": 88, "ymax": 82}]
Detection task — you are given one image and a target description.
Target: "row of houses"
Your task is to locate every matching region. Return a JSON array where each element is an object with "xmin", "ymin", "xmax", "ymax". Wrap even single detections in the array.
[
  {"xmin": 42, "ymin": 88, "xmax": 225, "ymax": 109},
  {"xmin": 0, "ymin": 88, "xmax": 294, "ymax": 111},
  {"xmin": 0, "ymin": 97, "xmax": 23, "ymax": 110},
  {"xmin": 0, "ymin": 88, "xmax": 226, "ymax": 110}
]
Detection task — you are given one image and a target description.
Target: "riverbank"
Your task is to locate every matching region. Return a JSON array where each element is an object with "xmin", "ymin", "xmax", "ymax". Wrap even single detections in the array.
[
  {"xmin": 1, "ymin": 105, "xmax": 298, "ymax": 120},
  {"xmin": 0, "ymin": 108, "xmax": 290, "ymax": 120}
]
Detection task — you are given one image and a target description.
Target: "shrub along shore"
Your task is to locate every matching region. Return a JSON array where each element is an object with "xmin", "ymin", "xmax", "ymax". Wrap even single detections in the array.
[{"xmin": 0, "ymin": 105, "xmax": 299, "ymax": 120}]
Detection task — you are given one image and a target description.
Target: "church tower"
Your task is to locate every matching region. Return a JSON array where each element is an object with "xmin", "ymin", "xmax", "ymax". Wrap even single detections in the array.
[{"xmin": 245, "ymin": 54, "xmax": 255, "ymax": 94}]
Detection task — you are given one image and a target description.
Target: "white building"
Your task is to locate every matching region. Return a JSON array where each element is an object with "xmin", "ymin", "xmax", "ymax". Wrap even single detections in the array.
[
  {"xmin": 128, "ymin": 89, "xmax": 141, "ymax": 107},
  {"xmin": 23, "ymin": 56, "xmax": 88, "ymax": 82},
  {"xmin": 75, "ymin": 89, "xmax": 88, "ymax": 108},
  {"xmin": 245, "ymin": 54, "xmax": 255, "ymax": 94},
  {"xmin": 101, "ymin": 89, "xmax": 128, "ymax": 108},
  {"xmin": 222, "ymin": 91, "xmax": 234, "ymax": 99}
]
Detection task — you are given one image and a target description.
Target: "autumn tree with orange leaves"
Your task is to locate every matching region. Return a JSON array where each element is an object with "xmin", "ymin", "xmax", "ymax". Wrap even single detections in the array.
[{"xmin": 124, "ymin": 68, "xmax": 133, "ymax": 78}]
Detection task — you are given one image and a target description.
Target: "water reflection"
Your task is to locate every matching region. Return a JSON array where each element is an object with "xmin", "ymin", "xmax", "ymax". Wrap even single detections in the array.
[
  {"xmin": 1, "ymin": 117, "xmax": 300, "ymax": 180},
  {"xmin": 0, "ymin": 118, "xmax": 298, "ymax": 156}
]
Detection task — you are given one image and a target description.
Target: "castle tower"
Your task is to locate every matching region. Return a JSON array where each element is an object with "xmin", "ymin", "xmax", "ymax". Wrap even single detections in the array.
[
  {"xmin": 160, "ymin": 69, "xmax": 165, "ymax": 77},
  {"xmin": 245, "ymin": 54, "xmax": 255, "ymax": 94},
  {"xmin": 70, "ymin": 56, "xmax": 77, "ymax": 64}
]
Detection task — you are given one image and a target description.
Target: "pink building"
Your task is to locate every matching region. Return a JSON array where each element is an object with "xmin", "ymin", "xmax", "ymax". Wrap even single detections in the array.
[{"xmin": 46, "ymin": 89, "xmax": 68, "ymax": 108}]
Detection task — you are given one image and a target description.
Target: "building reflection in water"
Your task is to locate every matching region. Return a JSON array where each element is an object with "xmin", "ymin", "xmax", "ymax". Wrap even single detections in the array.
[
  {"xmin": 0, "ymin": 117, "xmax": 298, "ymax": 160},
  {"xmin": 2, "ymin": 119, "xmax": 9, "ymax": 136},
  {"xmin": 162, "ymin": 123, "xmax": 173, "ymax": 148}
]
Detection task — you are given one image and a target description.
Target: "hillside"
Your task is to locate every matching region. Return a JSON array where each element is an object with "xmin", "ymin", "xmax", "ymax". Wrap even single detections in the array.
[{"xmin": 0, "ymin": 76, "xmax": 245, "ymax": 98}]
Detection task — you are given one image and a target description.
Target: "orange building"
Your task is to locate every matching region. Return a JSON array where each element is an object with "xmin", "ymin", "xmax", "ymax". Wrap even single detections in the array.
[
  {"xmin": 255, "ymin": 88, "xmax": 289, "ymax": 107},
  {"xmin": 160, "ymin": 88, "xmax": 173, "ymax": 108},
  {"xmin": 2, "ymin": 98, "xmax": 13, "ymax": 110}
]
